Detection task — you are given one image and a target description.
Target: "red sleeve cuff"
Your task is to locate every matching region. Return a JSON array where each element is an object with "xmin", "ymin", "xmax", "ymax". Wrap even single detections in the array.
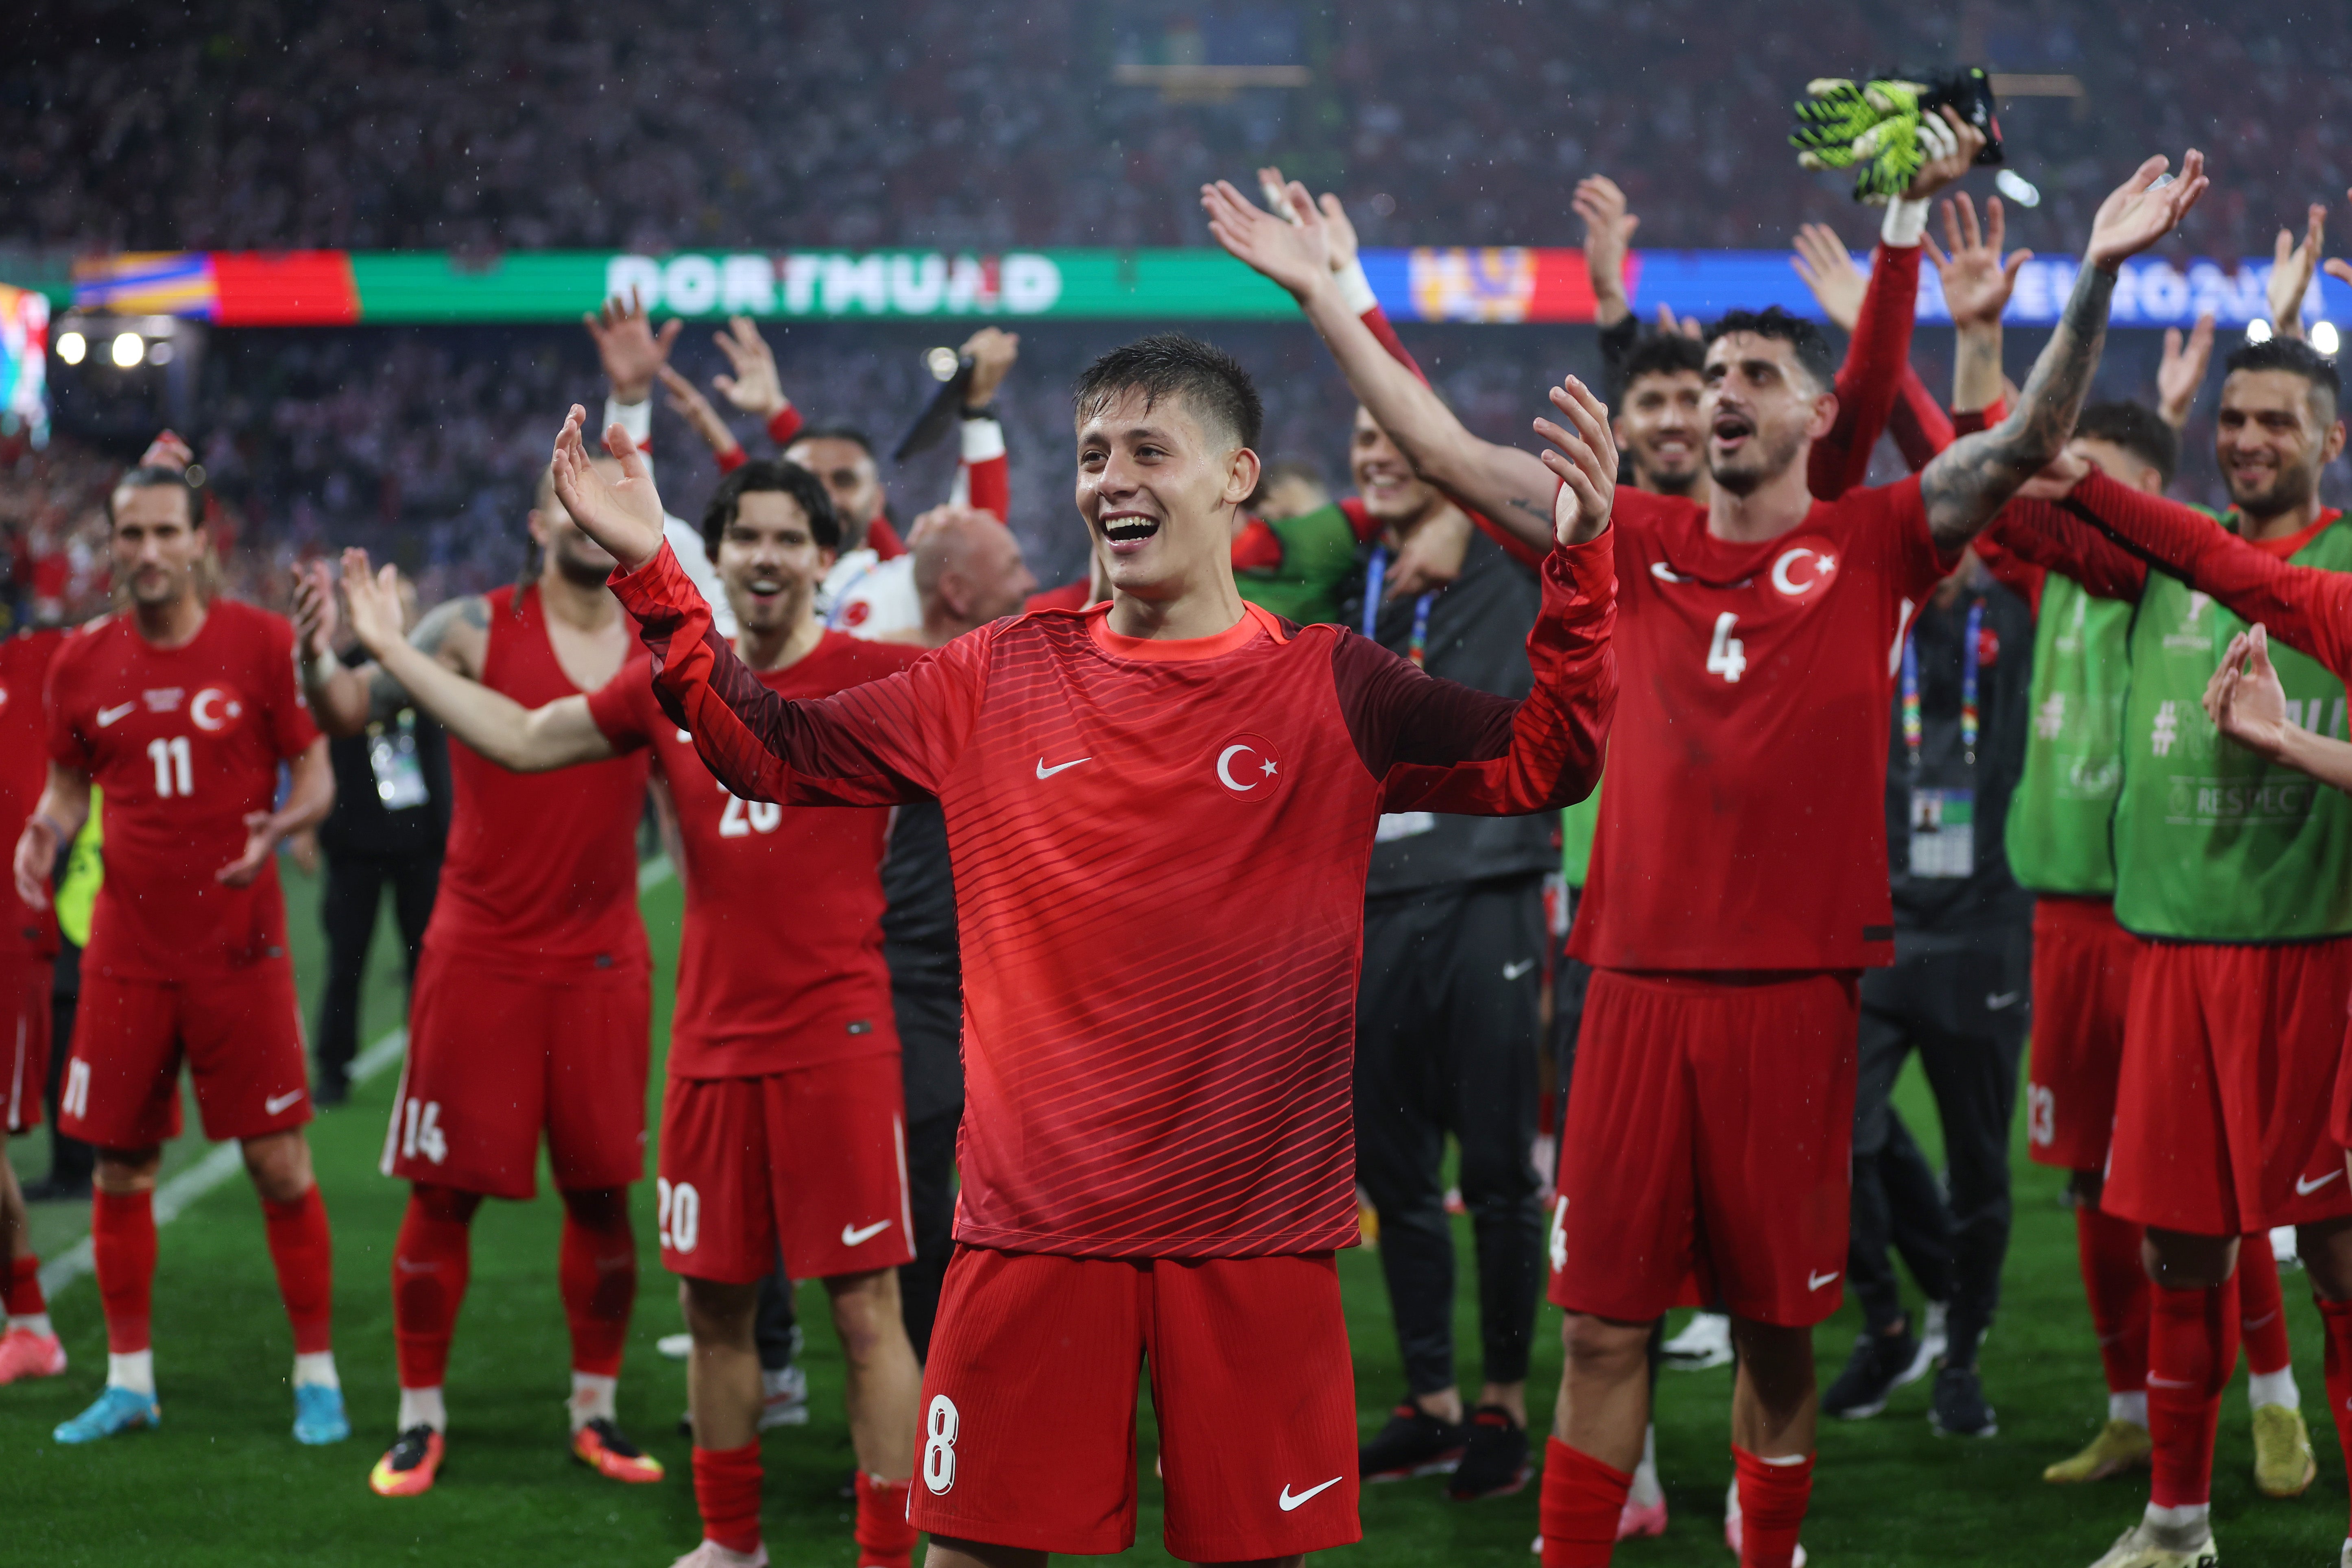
[
  {"xmin": 766, "ymin": 406, "xmax": 803, "ymax": 448},
  {"xmin": 715, "ymin": 445, "xmax": 747, "ymax": 473}
]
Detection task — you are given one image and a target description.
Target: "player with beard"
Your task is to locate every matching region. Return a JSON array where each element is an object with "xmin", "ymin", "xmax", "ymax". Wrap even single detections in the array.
[
  {"xmin": 14, "ymin": 460, "xmax": 344, "ymax": 1446},
  {"xmin": 323, "ymin": 462, "xmax": 928, "ymax": 1567},
  {"xmin": 543, "ymin": 324, "xmax": 1618, "ymax": 1565},
  {"xmin": 1208, "ymin": 150, "xmax": 2206, "ymax": 1568},
  {"xmin": 297, "ymin": 456, "xmax": 663, "ymax": 1498},
  {"xmin": 1984, "ymin": 323, "xmax": 2352, "ymax": 1568}
]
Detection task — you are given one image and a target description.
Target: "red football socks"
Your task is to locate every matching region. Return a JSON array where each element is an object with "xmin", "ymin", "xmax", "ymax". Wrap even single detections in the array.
[
  {"xmin": 692, "ymin": 1441, "xmax": 764, "ymax": 1555},
  {"xmin": 2237, "ymin": 1236, "xmax": 2291, "ymax": 1377},
  {"xmin": 2146, "ymin": 1279, "xmax": 2239, "ymax": 1508},
  {"xmin": 91, "ymin": 1189, "xmax": 157, "ymax": 1354},
  {"xmin": 262, "ymin": 1185, "xmax": 334, "ymax": 1355},
  {"xmin": 3, "ymin": 1251, "xmax": 45, "ymax": 1318},
  {"xmin": 853, "ymin": 1470, "xmax": 918, "ymax": 1568},
  {"xmin": 558, "ymin": 1191, "xmax": 635, "ymax": 1379},
  {"xmin": 392, "ymin": 1186, "xmax": 477, "ymax": 1389},
  {"xmin": 1537, "ymin": 1437, "xmax": 1630, "ymax": 1567},
  {"xmin": 2076, "ymin": 1202, "xmax": 2149, "ymax": 1396},
  {"xmin": 1732, "ymin": 1446, "xmax": 1814, "ymax": 1568},
  {"xmin": 2317, "ymin": 1298, "xmax": 2352, "ymax": 1533}
]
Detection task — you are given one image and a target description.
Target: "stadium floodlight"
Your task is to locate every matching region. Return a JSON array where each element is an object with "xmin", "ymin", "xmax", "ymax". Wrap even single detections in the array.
[
  {"xmin": 2246, "ymin": 318, "xmax": 2274, "ymax": 345},
  {"xmin": 1994, "ymin": 169, "xmax": 2042, "ymax": 207},
  {"xmin": 925, "ymin": 346, "xmax": 959, "ymax": 381},
  {"xmin": 111, "ymin": 331, "xmax": 144, "ymax": 367},
  {"xmin": 2315, "ymin": 321, "xmax": 2341, "ymax": 356},
  {"xmin": 55, "ymin": 330, "xmax": 85, "ymax": 364}
]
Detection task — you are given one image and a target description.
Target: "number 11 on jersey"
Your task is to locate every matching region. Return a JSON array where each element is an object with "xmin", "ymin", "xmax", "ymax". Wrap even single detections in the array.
[
  {"xmin": 147, "ymin": 735, "xmax": 193, "ymax": 796},
  {"xmin": 1706, "ymin": 613, "xmax": 1747, "ymax": 685}
]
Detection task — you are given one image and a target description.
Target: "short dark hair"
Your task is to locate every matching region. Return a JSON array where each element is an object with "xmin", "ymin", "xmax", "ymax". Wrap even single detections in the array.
[
  {"xmin": 701, "ymin": 460, "xmax": 841, "ymax": 560},
  {"xmin": 1073, "ymin": 332, "xmax": 1263, "ymax": 452},
  {"xmin": 2224, "ymin": 335, "xmax": 2342, "ymax": 418},
  {"xmin": 1704, "ymin": 307, "xmax": 1836, "ymax": 394},
  {"xmin": 790, "ymin": 425, "xmax": 875, "ymax": 458},
  {"xmin": 2073, "ymin": 401, "xmax": 2180, "ymax": 489},
  {"xmin": 107, "ymin": 464, "xmax": 206, "ymax": 528},
  {"xmin": 1621, "ymin": 331, "xmax": 1708, "ymax": 392}
]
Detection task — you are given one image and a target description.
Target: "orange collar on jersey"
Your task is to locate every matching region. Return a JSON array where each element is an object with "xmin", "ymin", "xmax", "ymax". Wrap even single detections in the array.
[
  {"xmin": 2241, "ymin": 506, "xmax": 2343, "ymax": 560},
  {"xmin": 1087, "ymin": 601, "xmax": 1283, "ymax": 662}
]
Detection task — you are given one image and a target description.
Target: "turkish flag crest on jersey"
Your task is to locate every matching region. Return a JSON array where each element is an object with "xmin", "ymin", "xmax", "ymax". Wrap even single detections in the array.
[
  {"xmin": 1212, "ymin": 733, "xmax": 1287, "ymax": 804},
  {"xmin": 1765, "ymin": 535, "xmax": 1843, "ymax": 606}
]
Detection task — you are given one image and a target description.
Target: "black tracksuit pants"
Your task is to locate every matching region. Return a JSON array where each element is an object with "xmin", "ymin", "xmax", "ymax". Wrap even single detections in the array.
[
  {"xmin": 314, "ymin": 848, "xmax": 439, "ymax": 1091},
  {"xmin": 1355, "ymin": 874, "xmax": 1546, "ymax": 1396}
]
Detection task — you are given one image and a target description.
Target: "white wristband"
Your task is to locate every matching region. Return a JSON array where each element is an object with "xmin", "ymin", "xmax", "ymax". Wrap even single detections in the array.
[
  {"xmin": 603, "ymin": 394, "xmax": 653, "ymax": 445},
  {"xmin": 958, "ymin": 418, "xmax": 1006, "ymax": 463},
  {"xmin": 1880, "ymin": 197, "xmax": 1931, "ymax": 249},
  {"xmin": 1335, "ymin": 257, "xmax": 1380, "ymax": 316}
]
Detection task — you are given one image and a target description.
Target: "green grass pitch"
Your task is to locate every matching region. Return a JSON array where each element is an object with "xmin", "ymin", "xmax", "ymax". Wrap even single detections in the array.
[{"xmin": 3, "ymin": 862, "xmax": 2346, "ymax": 1564}]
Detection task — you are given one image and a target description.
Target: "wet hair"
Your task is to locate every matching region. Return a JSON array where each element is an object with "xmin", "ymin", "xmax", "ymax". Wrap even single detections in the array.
[
  {"xmin": 1620, "ymin": 331, "xmax": 1708, "ymax": 393},
  {"xmin": 701, "ymin": 459, "xmax": 841, "ymax": 559},
  {"xmin": 106, "ymin": 464, "xmax": 207, "ymax": 529},
  {"xmin": 2224, "ymin": 336, "xmax": 2342, "ymax": 421},
  {"xmin": 1073, "ymin": 332, "xmax": 1263, "ymax": 452},
  {"xmin": 1704, "ymin": 306, "xmax": 1837, "ymax": 394},
  {"xmin": 2073, "ymin": 401, "xmax": 2180, "ymax": 489}
]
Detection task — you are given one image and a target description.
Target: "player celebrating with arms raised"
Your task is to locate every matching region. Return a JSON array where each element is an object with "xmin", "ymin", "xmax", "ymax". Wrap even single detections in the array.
[
  {"xmin": 1205, "ymin": 151, "xmax": 2205, "ymax": 1567},
  {"xmin": 11, "ymin": 459, "xmax": 344, "ymax": 1446},
  {"xmin": 546, "ymin": 330, "xmax": 1618, "ymax": 1566}
]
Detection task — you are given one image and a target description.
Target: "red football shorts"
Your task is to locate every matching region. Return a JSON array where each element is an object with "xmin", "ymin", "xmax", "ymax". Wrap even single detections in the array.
[
  {"xmin": 2, "ymin": 952, "xmax": 52, "ymax": 1134},
  {"xmin": 657, "ymin": 1055, "xmax": 915, "ymax": 1284},
  {"xmin": 382, "ymin": 944, "xmax": 650, "ymax": 1199},
  {"xmin": 59, "ymin": 961, "xmax": 311, "ymax": 1148},
  {"xmin": 2024, "ymin": 896, "xmax": 2141, "ymax": 1171},
  {"xmin": 909, "ymin": 1247, "xmax": 1361, "ymax": 1560},
  {"xmin": 1549, "ymin": 968, "xmax": 1860, "ymax": 1327},
  {"xmin": 2105, "ymin": 936, "xmax": 2352, "ymax": 1237}
]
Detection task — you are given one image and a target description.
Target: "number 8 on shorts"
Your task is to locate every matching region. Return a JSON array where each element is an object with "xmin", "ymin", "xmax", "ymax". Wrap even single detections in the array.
[{"xmin": 923, "ymin": 1394, "xmax": 959, "ymax": 1494}]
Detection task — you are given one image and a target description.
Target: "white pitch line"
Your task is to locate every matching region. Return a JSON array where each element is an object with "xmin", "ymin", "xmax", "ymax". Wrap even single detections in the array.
[{"xmin": 37, "ymin": 855, "xmax": 678, "ymax": 1299}]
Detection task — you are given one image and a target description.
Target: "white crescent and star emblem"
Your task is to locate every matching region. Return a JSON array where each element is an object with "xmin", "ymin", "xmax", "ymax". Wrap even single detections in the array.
[
  {"xmin": 1767, "ymin": 537, "xmax": 1841, "ymax": 603},
  {"xmin": 190, "ymin": 687, "xmax": 243, "ymax": 732},
  {"xmin": 1214, "ymin": 734, "xmax": 1284, "ymax": 798}
]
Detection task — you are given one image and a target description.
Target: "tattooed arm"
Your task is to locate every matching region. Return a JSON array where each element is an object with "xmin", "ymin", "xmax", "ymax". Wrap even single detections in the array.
[
  {"xmin": 1918, "ymin": 153, "xmax": 2208, "ymax": 551},
  {"xmin": 291, "ymin": 557, "xmax": 492, "ymax": 737}
]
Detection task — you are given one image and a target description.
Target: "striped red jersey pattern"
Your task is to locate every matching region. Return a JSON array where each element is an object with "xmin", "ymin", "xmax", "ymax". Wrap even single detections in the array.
[{"xmin": 611, "ymin": 536, "xmax": 1615, "ymax": 1257}]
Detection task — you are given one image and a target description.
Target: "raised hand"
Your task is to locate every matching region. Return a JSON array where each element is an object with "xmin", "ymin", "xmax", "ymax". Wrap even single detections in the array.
[
  {"xmin": 1789, "ymin": 223, "xmax": 1866, "ymax": 334},
  {"xmin": 1574, "ymin": 177, "xmax": 1639, "ymax": 321},
  {"xmin": 1202, "ymin": 179, "xmax": 1330, "ymax": 299},
  {"xmin": 2268, "ymin": 203, "xmax": 2328, "ymax": 339},
  {"xmin": 2205, "ymin": 625, "xmax": 2294, "ymax": 759},
  {"xmin": 960, "ymin": 326, "xmax": 1021, "ymax": 407},
  {"xmin": 550, "ymin": 405, "xmax": 668, "ymax": 572},
  {"xmin": 583, "ymin": 288, "xmax": 682, "ymax": 405},
  {"xmin": 657, "ymin": 364, "xmax": 743, "ymax": 460},
  {"xmin": 2157, "ymin": 313, "xmax": 2217, "ymax": 428},
  {"xmin": 289, "ymin": 558, "xmax": 340, "ymax": 661},
  {"xmin": 139, "ymin": 430, "xmax": 196, "ymax": 472},
  {"xmin": 2085, "ymin": 152, "xmax": 2209, "ymax": 272},
  {"xmin": 1905, "ymin": 108, "xmax": 1985, "ymax": 202},
  {"xmin": 1926, "ymin": 193, "xmax": 2032, "ymax": 328},
  {"xmin": 711, "ymin": 316, "xmax": 790, "ymax": 419},
  {"xmin": 1531, "ymin": 378, "xmax": 1619, "ymax": 546},
  {"xmin": 337, "ymin": 549, "xmax": 406, "ymax": 658},
  {"xmin": 1654, "ymin": 303, "xmax": 1703, "ymax": 340},
  {"xmin": 1318, "ymin": 190, "xmax": 1361, "ymax": 272}
]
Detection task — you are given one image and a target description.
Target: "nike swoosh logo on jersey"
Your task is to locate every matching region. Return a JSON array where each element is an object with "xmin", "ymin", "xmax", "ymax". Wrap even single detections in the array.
[
  {"xmin": 2298, "ymin": 1169, "xmax": 2344, "ymax": 1195},
  {"xmin": 1501, "ymin": 960, "xmax": 1536, "ymax": 980},
  {"xmin": 1985, "ymin": 991, "xmax": 2021, "ymax": 1010},
  {"xmin": 265, "ymin": 1089, "xmax": 306, "ymax": 1115},
  {"xmin": 1807, "ymin": 1269, "xmax": 1840, "ymax": 1291},
  {"xmin": 841, "ymin": 1220, "xmax": 892, "ymax": 1246},
  {"xmin": 96, "ymin": 702, "xmax": 136, "ymax": 728},
  {"xmin": 1279, "ymin": 1476, "xmax": 1342, "ymax": 1511},
  {"xmin": 1035, "ymin": 756, "xmax": 1091, "ymax": 780}
]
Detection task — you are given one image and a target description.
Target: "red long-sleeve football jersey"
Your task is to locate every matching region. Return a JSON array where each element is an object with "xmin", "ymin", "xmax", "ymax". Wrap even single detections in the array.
[{"xmin": 610, "ymin": 537, "xmax": 1615, "ymax": 1257}]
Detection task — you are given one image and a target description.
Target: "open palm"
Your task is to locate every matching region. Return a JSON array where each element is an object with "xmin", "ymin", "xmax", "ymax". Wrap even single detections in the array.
[
  {"xmin": 2085, "ymin": 152, "xmax": 2208, "ymax": 270},
  {"xmin": 550, "ymin": 406, "xmax": 668, "ymax": 571}
]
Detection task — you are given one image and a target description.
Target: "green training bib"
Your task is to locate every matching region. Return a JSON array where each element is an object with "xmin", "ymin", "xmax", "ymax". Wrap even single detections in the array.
[
  {"xmin": 2005, "ymin": 575, "xmax": 2134, "ymax": 895},
  {"xmin": 1235, "ymin": 502, "xmax": 1363, "ymax": 627}
]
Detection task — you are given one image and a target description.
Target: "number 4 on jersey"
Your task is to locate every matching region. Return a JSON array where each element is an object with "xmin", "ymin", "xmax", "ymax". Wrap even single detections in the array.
[{"xmin": 1706, "ymin": 613, "xmax": 1747, "ymax": 684}]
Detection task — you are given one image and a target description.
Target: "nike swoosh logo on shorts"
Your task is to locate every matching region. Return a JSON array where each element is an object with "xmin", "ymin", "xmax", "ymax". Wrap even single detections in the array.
[
  {"xmin": 1035, "ymin": 756, "xmax": 1091, "ymax": 780},
  {"xmin": 1985, "ymin": 991, "xmax": 2021, "ymax": 1010},
  {"xmin": 96, "ymin": 702, "xmax": 136, "ymax": 728},
  {"xmin": 2147, "ymin": 1374, "xmax": 2194, "ymax": 1389},
  {"xmin": 1807, "ymin": 1269, "xmax": 1840, "ymax": 1291},
  {"xmin": 1502, "ymin": 960, "xmax": 1536, "ymax": 980},
  {"xmin": 265, "ymin": 1090, "xmax": 306, "ymax": 1114},
  {"xmin": 841, "ymin": 1220, "xmax": 892, "ymax": 1246},
  {"xmin": 1279, "ymin": 1476, "xmax": 1342, "ymax": 1511},
  {"xmin": 2298, "ymin": 1169, "xmax": 2344, "ymax": 1195}
]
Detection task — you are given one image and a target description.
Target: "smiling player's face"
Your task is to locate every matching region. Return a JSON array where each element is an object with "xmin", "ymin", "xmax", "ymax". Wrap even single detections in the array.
[
  {"xmin": 716, "ymin": 490, "xmax": 834, "ymax": 637},
  {"xmin": 1074, "ymin": 387, "xmax": 1258, "ymax": 604},
  {"xmin": 1702, "ymin": 333, "xmax": 1832, "ymax": 496}
]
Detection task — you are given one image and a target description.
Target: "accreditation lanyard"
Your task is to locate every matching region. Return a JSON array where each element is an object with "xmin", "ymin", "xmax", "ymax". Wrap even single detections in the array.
[
  {"xmin": 1900, "ymin": 597, "xmax": 1984, "ymax": 769},
  {"xmin": 1362, "ymin": 548, "xmax": 1437, "ymax": 668}
]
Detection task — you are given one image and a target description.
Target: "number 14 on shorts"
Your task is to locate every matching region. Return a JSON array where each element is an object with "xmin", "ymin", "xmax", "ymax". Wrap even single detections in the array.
[{"xmin": 396, "ymin": 1096, "xmax": 447, "ymax": 1165}]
